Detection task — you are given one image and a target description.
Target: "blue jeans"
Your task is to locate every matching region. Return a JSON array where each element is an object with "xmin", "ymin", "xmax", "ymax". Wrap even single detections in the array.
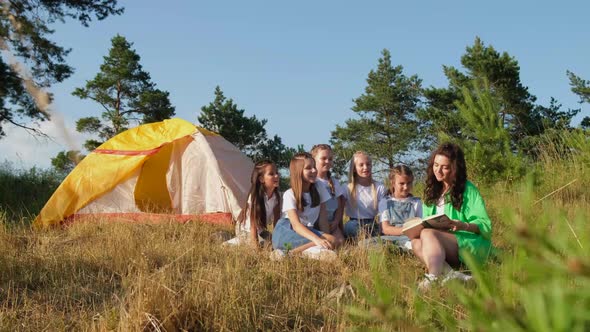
[
  {"xmin": 272, "ymin": 218, "xmax": 323, "ymax": 250},
  {"xmin": 344, "ymin": 218, "xmax": 380, "ymax": 238}
]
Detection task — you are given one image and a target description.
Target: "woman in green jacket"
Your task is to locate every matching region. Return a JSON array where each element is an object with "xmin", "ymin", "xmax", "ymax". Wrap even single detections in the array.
[{"xmin": 411, "ymin": 143, "xmax": 493, "ymax": 290}]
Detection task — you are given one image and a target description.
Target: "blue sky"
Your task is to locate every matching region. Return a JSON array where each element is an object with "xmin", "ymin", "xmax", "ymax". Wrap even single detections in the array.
[{"xmin": 1, "ymin": 1, "xmax": 589, "ymax": 168}]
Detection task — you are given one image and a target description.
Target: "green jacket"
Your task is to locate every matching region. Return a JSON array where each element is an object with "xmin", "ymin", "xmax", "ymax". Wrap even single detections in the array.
[{"xmin": 423, "ymin": 181, "xmax": 493, "ymax": 265}]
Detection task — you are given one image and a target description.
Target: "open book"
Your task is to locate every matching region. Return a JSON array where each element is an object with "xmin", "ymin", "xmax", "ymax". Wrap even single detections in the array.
[{"xmin": 401, "ymin": 213, "xmax": 448, "ymax": 239}]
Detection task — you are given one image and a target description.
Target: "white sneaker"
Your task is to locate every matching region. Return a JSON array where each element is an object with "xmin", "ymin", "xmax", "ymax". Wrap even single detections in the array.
[
  {"xmin": 442, "ymin": 270, "xmax": 473, "ymax": 284},
  {"xmin": 401, "ymin": 240, "xmax": 413, "ymax": 251},
  {"xmin": 417, "ymin": 273, "xmax": 438, "ymax": 292},
  {"xmin": 269, "ymin": 249, "xmax": 286, "ymax": 261},
  {"xmin": 301, "ymin": 246, "xmax": 337, "ymax": 262},
  {"xmin": 222, "ymin": 237, "xmax": 243, "ymax": 247}
]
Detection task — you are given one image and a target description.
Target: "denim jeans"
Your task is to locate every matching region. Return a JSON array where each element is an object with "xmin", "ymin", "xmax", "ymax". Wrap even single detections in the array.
[
  {"xmin": 344, "ymin": 218, "xmax": 379, "ymax": 239},
  {"xmin": 272, "ymin": 218, "xmax": 323, "ymax": 250}
]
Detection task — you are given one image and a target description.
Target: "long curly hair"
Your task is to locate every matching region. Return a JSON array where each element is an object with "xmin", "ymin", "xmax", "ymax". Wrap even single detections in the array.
[{"xmin": 423, "ymin": 143, "xmax": 467, "ymax": 211}]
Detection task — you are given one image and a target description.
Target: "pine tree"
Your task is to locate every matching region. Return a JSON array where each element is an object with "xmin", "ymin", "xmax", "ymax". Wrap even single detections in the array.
[
  {"xmin": 330, "ymin": 49, "xmax": 422, "ymax": 174},
  {"xmin": 567, "ymin": 71, "xmax": 590, "ymax": 129},
  {"xmin": 72, "ymin": 35, "xmax": 175, "ymax": 151},
  {"xmin": 453, "ymin": 82, "xmax": 524, "ymax": 182},
  {"xmin": 0, "ymin": 0, "xmax": 123, "ymax": 138},
  {"xmin": 198, "ymin": 86, "xmax": 294, "ymax": 167},
  {"xmin": 51, "ymin": 150, "xmax": 85, "ymax": 175},
  {"xmin": 198, "ymin": 86, "xmax": 266, "ymax": 156},
  {"xmin": 421, "ymin": 38, "xmax": 579, "ymax": 154}
]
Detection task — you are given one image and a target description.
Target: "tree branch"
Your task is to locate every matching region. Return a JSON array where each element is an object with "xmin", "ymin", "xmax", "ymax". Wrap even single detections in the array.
[{"xmin": 6, "ymin": 118, "xmax": 50, "ymax": 140}]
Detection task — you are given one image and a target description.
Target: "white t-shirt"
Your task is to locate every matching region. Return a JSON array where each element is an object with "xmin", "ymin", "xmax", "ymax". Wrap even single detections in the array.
[
  {"xmin": 378, "ymin": 196, "xmax": 423, "ymax": 227},
  {"xmin": 315, "ymin": 177, "xmax": 346, "ymax": 214},
  {"xmin": 238, "ymin": 193, "xmax": 279, "ymax": 234},
  {"xmin": 345, "ymin": 182, "xmax": 386, "ymax": 219},
  {"xmin": 282, "ymin": 184, "xmax": 331, "ymax": 227},
  {"xmin": 316, "ymin": 177, "xmax": 347, "ymax": 198},
  {"xmin": 436, "ymin": 196, "xmax": 445, "ymax": 215}
]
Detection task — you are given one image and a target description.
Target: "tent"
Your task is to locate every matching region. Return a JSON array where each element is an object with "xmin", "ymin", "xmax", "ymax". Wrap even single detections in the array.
[{"xmin": 34, "ymin": 118, "xmax": 253, "ymax": 228}]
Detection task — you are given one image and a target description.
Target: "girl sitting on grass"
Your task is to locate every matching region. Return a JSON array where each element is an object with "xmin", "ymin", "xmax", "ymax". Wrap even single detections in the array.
[
  {"xmin": 271, "ymin": 153, "xmax": 338, "ymax": 260},
  {"xmin": 344, "ymin": 151, "xmax": 386, "ymax": 240},
  {"xmin": 224, "ymin": 160, "xmax": 281, "ymax": 248},
  {"xmin": 411, "ymin": 143, "xmax": 493, "ymax": 291},
  {"xmin": 360, "ymin": 165, "xmax": 422, "ymax": 250},
  {"xmin": 310, "ymin": 144, "xmax": 346, "ymax": 247}
]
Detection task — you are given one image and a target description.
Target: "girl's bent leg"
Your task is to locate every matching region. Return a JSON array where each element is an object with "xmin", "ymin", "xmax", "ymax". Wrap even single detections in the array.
[
  {"xmin": 272, "ymin": 218, "xmax": 330, "ymax": 253},
  {"xmin": 419, "ymin": 229, "xmax": 459, "ymax": 276},
  {"xmin": 343, "ymin": 220, "xmax": 360, "ymax": 238},
  {"xmin": 411, "ymin": 238, "xmax": 424, "ymax": 260},
  {"xmin": 332, "ymin": 228, "xmax": 345, "ymax": 248}
]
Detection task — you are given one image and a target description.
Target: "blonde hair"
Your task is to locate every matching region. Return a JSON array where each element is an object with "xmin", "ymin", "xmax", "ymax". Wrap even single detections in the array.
[
  {"xmin": 347, "ymin": 151, "xmax": 378, "ymax": 210},
  {"xmin": 289, "ymin": 152, "xmax": 320, "ymax": 211},
  {"xmin": 310, "ymin": 144, "xmax": 335, "ymax": 195}
]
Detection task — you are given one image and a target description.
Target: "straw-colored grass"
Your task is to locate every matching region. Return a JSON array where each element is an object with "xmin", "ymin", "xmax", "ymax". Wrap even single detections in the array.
[{"xmin": 1, "ymin": 131, "xmax": 589, "ymax": 331}]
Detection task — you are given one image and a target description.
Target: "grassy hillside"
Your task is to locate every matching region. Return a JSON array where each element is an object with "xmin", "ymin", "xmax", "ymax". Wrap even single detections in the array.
[{"xmin": 1, "ymin": 133, "xmax": 589, "ymax": 331}]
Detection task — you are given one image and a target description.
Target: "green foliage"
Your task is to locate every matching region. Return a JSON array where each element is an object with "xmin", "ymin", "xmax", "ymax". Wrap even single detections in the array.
[
  {"xmin": 0, "ymin": 0, "xmax": 123, "ymax": 138},
  {"xmin": 198, "ymin": 86, "xmax": 295, "ymax": 167},
  {"xmin": 253, "ymin": 134, "xmax": 297, "ymax": 169},
  {"xmin": 347, "ymin": 171, "xmax": 590, "ymax": 331},
  {"xmin": 346, "ymin": 252, "xmax": 415, "ymax": 331},
  {"xmin": 1, "ymin": 133, "xmax": 590, "ymax": 330},
  {"xmin": 72, "ymin": 34, "xmax": 175, "ymax": 150},
  {"xmin": 448, "ymin": 176, "xmax": 590, "ymax": 331},
  {"xmin": 0, "ymin": 162, "xmax": 61, "ymax": 220},
  {"xmin": 331, "ymin": 49, "xmax": 423, "ymax": 175},
  {"xmin": 422, "ymin": 38, "xmax": 579, "ymax": 156},
  {"xmin": 418, "ymin": 86, "xmax": 464, "ymax": 148},
  {"xmin": 567, "ymin": 71, "xmax": 590, "ymax": 104},
  {"xmin": 567, "ymin": 71, "xmax": 590, "ymax": 129},
  {"xmin": 51, "ymin": 150, "xmax": 85, "ymax": 175},
  {"xmin": 453, "ymin": 83, "xmax": 526, "ymax": 182}
]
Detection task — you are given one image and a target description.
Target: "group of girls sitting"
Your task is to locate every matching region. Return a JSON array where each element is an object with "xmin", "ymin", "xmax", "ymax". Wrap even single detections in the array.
[{"xmin": 225, "ymin": 142, "xmax": 493, "ymax": 290}]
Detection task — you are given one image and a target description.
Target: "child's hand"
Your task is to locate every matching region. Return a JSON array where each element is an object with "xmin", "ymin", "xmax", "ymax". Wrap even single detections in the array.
[{"xmin": 314, "ymin": 238, "xmax": 333, "ymax": 250}]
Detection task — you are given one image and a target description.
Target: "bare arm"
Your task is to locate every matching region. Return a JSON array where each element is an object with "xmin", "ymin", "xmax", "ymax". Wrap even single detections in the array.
[
  {"xmin": 317, "ymin": 203, "xmax": 330, "ymax": 233},
  {"xmin": 333, "ymin": 195, "xmax": 346, "ymax": 230},
  {"xmin": 249, "ymin": 222, "xmax": 260, "ymax": 248},
  {"xmin": 451, "ymin": 220, "xmax": 480, "ymax": 234},
  {"xmin": 381, "ymin": 221, "xmax": 403, "ymax": 236},
  {"xmin": 287, "ymin": 209, "xmax": 333, "ymax": 249}
]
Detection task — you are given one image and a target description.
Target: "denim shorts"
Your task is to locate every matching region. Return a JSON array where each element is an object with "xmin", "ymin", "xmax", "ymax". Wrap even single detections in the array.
[
  {"xmin": 272, "ymin": 218, "xmax": 323, "ymax": 250},
  {"xmin": 344, "ymin": 218, "xmax": 380, "ymax": 238}
]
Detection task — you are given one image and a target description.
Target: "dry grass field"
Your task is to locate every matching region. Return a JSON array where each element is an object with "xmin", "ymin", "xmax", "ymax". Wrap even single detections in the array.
[{"xmin": 1, "ymin": 134, "xmax": 589, "ymax": 331}]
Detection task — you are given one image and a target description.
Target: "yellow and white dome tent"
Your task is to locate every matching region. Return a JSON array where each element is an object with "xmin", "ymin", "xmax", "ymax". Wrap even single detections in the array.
[{"xmin": 34, "ymin": 118, "xmax": 253, "ymax": 228}]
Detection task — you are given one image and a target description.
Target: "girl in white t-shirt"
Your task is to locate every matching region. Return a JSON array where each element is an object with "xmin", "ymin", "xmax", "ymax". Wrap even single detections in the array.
[
  {"xmin": 224, "ymin": 160, "xmax": 281, "ymax": 247},
  {"xmin": 271, "ymin": 153, "xmax": 338, "ymax": 258},
  {"xmin": 361, "ymin": 165, "xmax": 422, "ymax": 249},
  {"xmin": 344, "ymin": 151, "xmax": 386, "ymax": 239},
  {"xmin": 311, "ymin": 144, "xmax": 345, "ymax": 247}
]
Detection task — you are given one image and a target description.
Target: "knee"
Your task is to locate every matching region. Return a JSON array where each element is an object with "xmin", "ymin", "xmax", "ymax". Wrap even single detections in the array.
[
  {"xmin": 419, "ymin": 228, "xmax": 438, "ymax": 241},
  {"xmin": 334, "ymin": 236, "xmax": 344, "ymax": 248},
  {"xmin": 411, "ymin": 239, "xmax": 422, "ymax": 256},
  {"xmin": 343, "ymin": 221, "xmax": 358, "ymax": 237}
]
